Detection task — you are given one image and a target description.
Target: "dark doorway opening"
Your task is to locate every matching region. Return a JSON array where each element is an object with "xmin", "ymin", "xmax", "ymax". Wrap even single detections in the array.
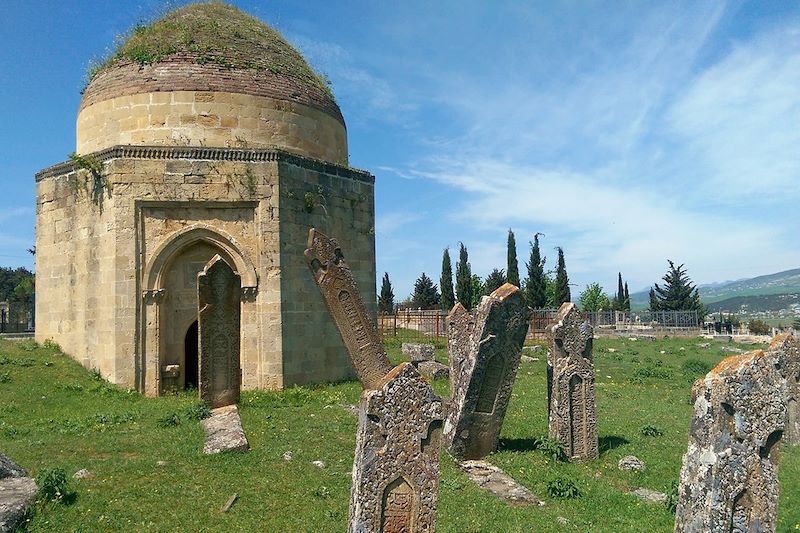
[{"xmin": 184, "ymin": 320, "xmax": 199, "ymax": 389}]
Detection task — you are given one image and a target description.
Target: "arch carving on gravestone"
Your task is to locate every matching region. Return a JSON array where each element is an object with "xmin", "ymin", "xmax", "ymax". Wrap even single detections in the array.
[
  {"xmin": 380, "ymin": 476, "xmax": 415, "ymax": 533},
  {"xmin": 198, "ymin": 255, "xmax": 241, "ymax": 408}
]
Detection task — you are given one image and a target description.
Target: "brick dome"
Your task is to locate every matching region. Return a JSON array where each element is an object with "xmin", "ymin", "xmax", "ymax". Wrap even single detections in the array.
[{"xmin": 76, "ymin": 2, "xmax": 348, "ymax": 164}]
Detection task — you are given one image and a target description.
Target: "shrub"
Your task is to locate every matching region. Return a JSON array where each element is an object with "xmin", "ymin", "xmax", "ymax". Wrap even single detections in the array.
[
  {"xmin": 665, "ymin": 481, "xmax": 679, "ymax": 513},
  {"xmin": 748, "ymin": 319, "xmax": 770, "ymax": 335},
  {"xmin": 640, "ymin": 424, "xmax": 663, "ymax": 437},
  {"xmin": 36, "ymin": 468, "xmax": 68, "ymax": 503},
  {"xmin": 532, "ymin": 436, "xmax": 567, "ymax": 462},
  {"xmin": 157, "ymin": 413, "xmax": 181, "ymax": 428},
  {"xmin": 184, "ymin": 401, "xmax": 211, "ymax": 421},
  {"xmin": 546, "ymin": 475, "xmax": 581, "ymax": 499},
  {"xmin": 0, "ymin": 372, "xmax": 10, "ymax": 383},
  {"xmin": 682, "ymin": 359, "xmax": 711, "ymax": 376}
]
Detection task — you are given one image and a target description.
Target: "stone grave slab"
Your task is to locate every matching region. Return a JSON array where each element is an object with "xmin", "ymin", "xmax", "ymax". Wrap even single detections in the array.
[
  {"xmin": 546, "ymin": 302, "xmax": 598, "ymax": 461},
  {"xmin": 444, "ymin": 283, "xmax": 530, "ymax": 460},
  {"xmin": 768, "ymin": 333, "xmax": 800, "ymax": 445},
  {"xmin": 458, "ymin": 460, "xmax": 543, "ymax": 506},
  {"xmin": 674, "ymin": 349, "xmax": 786, "ymax": 533},
  {"xmin": 402, "ymin": 343, "xmax": 435, "ymax": 363},
  {"xmin": 202, "ymin": 404, "xmax": 250, "ymax": 455}
]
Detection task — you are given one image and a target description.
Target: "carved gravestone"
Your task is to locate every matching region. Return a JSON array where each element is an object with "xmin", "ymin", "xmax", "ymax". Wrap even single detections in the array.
[
  {"xmin": 546, "ymin": 302, "xmax": 598, "ymax": 461},
  {"xmin": 769, "ymin": 333, "xmax": 800, "ymax": 445},
  {"xmin": 350, "ymin": 363, "xmax": 444, "ymax": 533},
  {"xmin": 304, "ymin": 229, "xmax": 444, "ymax": 533},
  {"xmin": 304, "ymin": 229, "xmax": 392, "ymax": 389},
  {"xmin": 674, "ymin": 349, "xmax": 787, "ymax": 533},
  {"xmin": 443, "ymin": 284, "xmax": 531, "ymax": 460},
  {"xmin": 198, "ymin": 255, "xmax": 241, "ymax": 409}
]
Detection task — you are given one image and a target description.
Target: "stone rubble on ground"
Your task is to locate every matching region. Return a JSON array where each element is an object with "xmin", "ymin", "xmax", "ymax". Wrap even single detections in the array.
[
  {"xmin": 631, "ymin": 487, "xmax": 668, "ymax": 504},
  {"xmin": 417, "ymin": 360, "xmax": 449, "ymax": 381},
  {"xmin": 72, "ymin": 469, "xmax": 94, "ymax": 480},
  {"xmin": 312, "ymin": 460, "xmax": 326, "ymax": 469},
  {"xmin": 282, "ymin": 451, "xmax": 293, "ymax": 462},
  {"xmin": 618, "ymin": 455, "xmax": 646, "ymax": 472},
  {"xmin": 0, "ymin": 453, "xmax": 36, "ymax": 533}
]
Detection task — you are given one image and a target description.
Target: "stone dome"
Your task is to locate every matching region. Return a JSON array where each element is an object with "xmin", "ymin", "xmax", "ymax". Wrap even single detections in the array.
[{"xmin": 77, "ymin": 2, "xmax": 347, "ymax": 164}]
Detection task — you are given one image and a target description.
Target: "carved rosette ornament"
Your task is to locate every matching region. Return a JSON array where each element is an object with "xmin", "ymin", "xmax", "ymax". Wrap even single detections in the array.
[{"xmin": 546, "ymin": 303, "xmax": 598, "ymax": 461}]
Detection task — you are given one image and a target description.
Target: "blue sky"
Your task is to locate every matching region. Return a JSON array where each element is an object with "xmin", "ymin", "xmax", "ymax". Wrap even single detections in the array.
[{"xmin": 2, "ymin": 1, "xmax": 799, "ymax": 300}]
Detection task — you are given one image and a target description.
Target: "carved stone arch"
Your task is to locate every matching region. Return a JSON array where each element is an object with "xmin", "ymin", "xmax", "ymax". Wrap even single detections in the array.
[{"xmin": 143, "ymin": 224, "xmax": 258, "ymax": 292}]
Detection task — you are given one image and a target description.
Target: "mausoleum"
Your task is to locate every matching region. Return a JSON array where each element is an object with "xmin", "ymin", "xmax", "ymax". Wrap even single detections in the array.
[{"xmin": 34, "ymin": 2, "xmax": 376, "ymax": 397}]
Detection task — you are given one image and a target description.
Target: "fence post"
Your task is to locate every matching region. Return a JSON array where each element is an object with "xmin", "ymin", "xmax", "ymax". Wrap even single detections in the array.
[{"xmin": 393, "ymin": 311, "xmax": 397, "ymax": 337}]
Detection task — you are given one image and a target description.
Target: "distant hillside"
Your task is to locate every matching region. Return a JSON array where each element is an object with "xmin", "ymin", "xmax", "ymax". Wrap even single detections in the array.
[
  {"xmin": 629, "ymin": 267, "xmax": 800, "ymax": 311},
  {"xmin": 706, "ymin": 293, "xmax": 800, "ymax": 314}
]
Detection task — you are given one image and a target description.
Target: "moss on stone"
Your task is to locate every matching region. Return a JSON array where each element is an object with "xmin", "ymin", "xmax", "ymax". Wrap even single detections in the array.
[{"xmin": 90, "ymin": 1, "xmax": 332, "ymax": 98}]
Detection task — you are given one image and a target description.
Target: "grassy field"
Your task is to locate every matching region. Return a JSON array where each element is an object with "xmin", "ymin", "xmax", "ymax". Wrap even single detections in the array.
[{"xmin": 1, "ymin": 336, "xmax": 798, "ymax": 532}]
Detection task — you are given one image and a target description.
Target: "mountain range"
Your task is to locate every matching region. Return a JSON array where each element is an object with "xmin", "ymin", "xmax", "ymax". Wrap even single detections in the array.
[{"xmin": 629, "ymin": 267, "xmax": 800, "ymax": 314}]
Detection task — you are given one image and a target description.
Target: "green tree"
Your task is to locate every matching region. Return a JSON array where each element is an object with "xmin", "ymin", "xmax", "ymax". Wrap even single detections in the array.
[
  {"xmin": 579, "ymin": 283, "xmax": 611, "ymax": 312},
  {"xmin": 507, "ymin": 229, "xmax": 520, "ymax": 288},
  {"xmin": 440, "ymin": 248, "xmax": 455, "ymax": 312},
  {"xmin": 792, "ymin": 317, "xmax": 800, "ymax": 331},
  {"xmin": 411, "ymin": 273, "xmax": 440, "ymax": 309},
  {"xmin": 623, "ymin": 282, "xmax": 630, "ymax": 311},
  {"xmin": 615, "ymin": 273, "xmax": 625, "ymax": 310},
  {"xmin": 554, "ymin": 247, "xmax": 571, "ymax": 306},
  {"xmin": 650, "ymin": 260, "xmax": 706, "ymax": 320},
  {"xmin": 748, "ymin": 319, "xmax": 770, "ymax": 336},
  {"xmin": 378, "ymin": 272, "xmax": 394, "ymax": 313},
  {"xmin": 455, "ymin": 243, "xmax": 473, "ymax": 310},
  {"xmin": 0, "ymin": 267, "xmax": 34, "ymax": 323},
  {"xmin": 483, "ymin": 268, "xmax": 507, "ymax": 296},
  {"xmin": 470, "ymin": 274, "xmax": 483, "ymax": 309},
  {"xmin": 524, "ymin": 234, "xmax": 547, "ymax": 308}
]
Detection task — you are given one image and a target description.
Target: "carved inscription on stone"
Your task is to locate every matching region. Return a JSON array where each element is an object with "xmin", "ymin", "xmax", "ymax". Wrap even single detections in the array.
[
  {"xmin": 547, "ymin": 302, "xmax": 598, "ymax": 460},
  {"xmin": 198, "ymin": 255, "xmax": 241, "ymax": 408},
  {"xmin": 444, "ymin": 283, "xmax": 531, "ymax": 460},
  {"xmin": 381, "ymin": 477, "xmax": 414, "ymax": 533},
  {"xmin": 674, "ymin": 348, "xmax": 787, "ymax": 533},
  {"xmin": 304, "ymin": 228, "xmax": 391, "ymax": 390},
  {"xmin": 349, "ymin": 363, "xmax": 443, "ymax": 533}
]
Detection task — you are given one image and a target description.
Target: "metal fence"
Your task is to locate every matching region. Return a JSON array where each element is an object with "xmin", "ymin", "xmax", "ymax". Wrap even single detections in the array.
[{"xmin": 379, "ymin": 308, "xmax": 701, "ymax": 343}]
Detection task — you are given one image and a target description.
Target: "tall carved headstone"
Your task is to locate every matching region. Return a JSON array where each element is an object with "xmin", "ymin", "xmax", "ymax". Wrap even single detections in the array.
[
  {"xmin": 304, "ymin": 229, "xmax": 443, "ymax": 533},
  {"xmin": 769, "ymin": 333, "xmax": 800, "ymax": 446},
  {"xmin": 198, "ymin": 255, "xmax": 241, "ymax": 409},
  {"xmin": 444, "ymin": 284, "xmax": 531, "ymax": 460},
  {"xmin": 546, "ymin": 303, "xmax": 598, "ymax": 460},
  {"xmin": 674, "ymin": 349, "xmax": 787, "ymax": 533}
]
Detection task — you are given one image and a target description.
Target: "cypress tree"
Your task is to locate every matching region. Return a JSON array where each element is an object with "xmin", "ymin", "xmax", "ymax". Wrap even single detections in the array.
[
  {"xmin": 455, "ymin": 243, "xmax": 473, "ymax": 310},
  {"xmin": 506, "ymin": 229, "xmax": 520, "ymax": 288},
  {"xmin": 524, "ymin": 234, "xmax": 547, "ymax": 308},
  {"xmin": 648, "ymin": 287, "xmax": 658, "ymax": 311},
  {"xmin": 616, "ymin": 273, "xmax": 625, "ymax": 310},
  {"xmin": 440, "ymin": 248, "xmax": 455, "ymax": 312},
  {"xmin": 624, "ymin": 282, "xmax": 630, "ymax": 311},
  {"xmin": 554, "ymin": 247, "xmax": 570, "ymax": 306},
  {"xmin": 378, "ymin": 272, "xmax": 394, "ymax": 313}
]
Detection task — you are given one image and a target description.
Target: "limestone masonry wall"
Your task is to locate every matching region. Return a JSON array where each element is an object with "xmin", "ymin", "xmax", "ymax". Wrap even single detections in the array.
[{"xmin": 77, "ymin": 91, "xmax": 348, "ymax": 165}]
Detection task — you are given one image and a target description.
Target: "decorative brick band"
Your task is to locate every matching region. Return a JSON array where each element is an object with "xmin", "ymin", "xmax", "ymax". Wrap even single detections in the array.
[
  {"xmin": 80, "ymin": 55, "xmax": 344, "ymax": 126},
  {"xmin": 35, "ymin": 146, "xmax": 373, "ymax": 184}
]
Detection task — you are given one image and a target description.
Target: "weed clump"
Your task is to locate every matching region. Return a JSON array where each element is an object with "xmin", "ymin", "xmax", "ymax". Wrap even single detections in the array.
[
  {"xmin": 681, "ymin": 359, "xmax": 712, "ymax": 376},
  {"xmin": 36, "ymin": 468, "xmax": 69, "ymax": 503},
  {"xmin": 546, "ymin": 475, "xmax": 581, "ymax": 499},
  {"xmin": 640, "ymin": 424, "xmax": 663, "ymax": 437}
]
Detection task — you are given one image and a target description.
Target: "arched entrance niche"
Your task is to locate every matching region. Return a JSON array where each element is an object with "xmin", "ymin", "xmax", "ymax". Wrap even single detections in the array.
[{"xmin": 142, "ymin": 225, "xmax": 258, "ymax": 395}]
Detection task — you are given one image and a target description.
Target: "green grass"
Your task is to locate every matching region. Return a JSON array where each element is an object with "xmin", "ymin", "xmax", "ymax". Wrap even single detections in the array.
[{"xmin": 1, "ymin": 336, "xmax": 798, "ymax": 532}]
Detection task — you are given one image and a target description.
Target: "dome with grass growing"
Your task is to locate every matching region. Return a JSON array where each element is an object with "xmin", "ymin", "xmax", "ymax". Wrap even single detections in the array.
[{"xmin": 77, "ymin": 1, "xmax": 347, "ymax": 163}]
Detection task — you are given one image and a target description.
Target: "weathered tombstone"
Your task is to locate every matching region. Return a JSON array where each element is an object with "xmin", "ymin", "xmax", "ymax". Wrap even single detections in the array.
[
  {"xmin": 198, "ymin": 255, "xmax": 241, "ymax": 409},
  {"xmin": 443, "ymin": 283, "xmax": 531, "ymax": 460},
  {"xmin": 546, "ymin": 302, "xmax": 598, "ymax": 461},
  {"xmin": 402, "ymin": 343, "xmax": 435, "ymax": 363},
  {"xmin": 305, "ymin": 228, "xmax": 443, "ymax": 533},
  {"xmin": 769, "ymin": 333, "xmax": 800, "ymax": 446},
  {"xmin": 674, "ymin": 349, "xmax": 786, "ymax": 533}
]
